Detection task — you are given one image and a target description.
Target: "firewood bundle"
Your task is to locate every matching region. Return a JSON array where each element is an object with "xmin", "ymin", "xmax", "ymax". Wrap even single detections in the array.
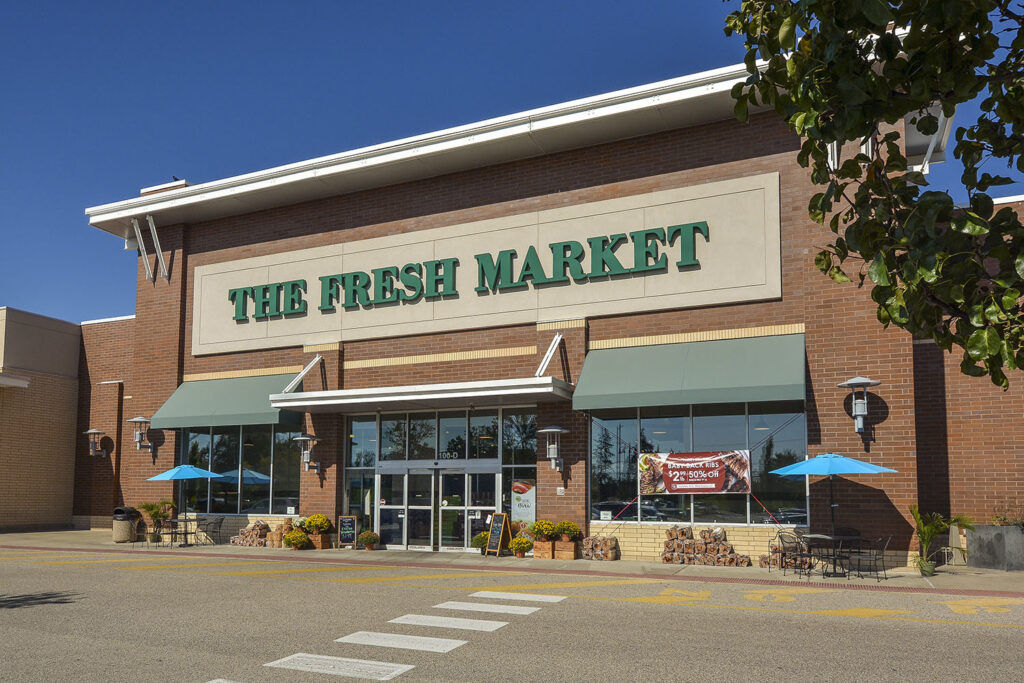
[
  {"xmin": 230, "ymin": 520, "xmax": 271, "ymax": 547},
  {"xmin": 658, "ymin": 528, "xmax": 751, "ymax": 566},
  {"xmin": 581, "ymin": 535, "xmax": 619, "ymax": 560}
]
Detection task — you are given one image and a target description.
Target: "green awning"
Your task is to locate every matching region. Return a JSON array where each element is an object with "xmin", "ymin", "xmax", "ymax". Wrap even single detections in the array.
[
  {"xmin": 150, "ymin": 374, "xmax": 303, "ymax": 429},
  {"xmin": 573, "ymin": 334, "xmax": 805, "ymax": 411}
]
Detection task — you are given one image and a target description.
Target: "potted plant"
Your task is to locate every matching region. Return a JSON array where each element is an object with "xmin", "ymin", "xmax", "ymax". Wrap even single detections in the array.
[
  {"xmin": 554, "ymin": 520, "xmax": 582, "ymax": 542},
  {"xmin": 283, "ymin": 529, "xmax": 310, "ymax": 550},
  {"xmin": 471, "ymin": 530, "xmax": 490, "ymax": 555},
  {"xmin": 358, "ymin": 530, "xmax": 381, "ymax": 550},
  {"xmin": 304, "ymin": 513, "xmax": 332, "ymax": 550},
  {"xmin": 910, "ymin": 505, "xmax": 974, "ymax": 576},
  {"xmin": 528, "ymin": 519, "xmax": 556, "ymax": 559},
  {"xmin": 509, "ymin": 536, "xmax": 533, "ymax": 558},
  {"xmin": 138, "ymin": 500, "xmax": 176, "ymax": 543}
]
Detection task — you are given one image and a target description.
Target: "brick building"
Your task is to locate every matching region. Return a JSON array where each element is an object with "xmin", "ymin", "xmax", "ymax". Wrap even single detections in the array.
[{"xmin": 40, "ymin": 64, "xmax": 1022, "ymax": 562}]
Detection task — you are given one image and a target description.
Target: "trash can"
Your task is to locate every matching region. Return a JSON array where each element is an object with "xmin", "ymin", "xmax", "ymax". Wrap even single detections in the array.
[{"xmin": 112, "ymin": 506, "xmax": 142, "ymax": 543}]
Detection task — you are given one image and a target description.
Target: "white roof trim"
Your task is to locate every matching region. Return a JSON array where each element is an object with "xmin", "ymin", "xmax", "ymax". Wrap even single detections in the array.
[
  {"xmin": 85, "ymin": 63, "xmax": 752, "ymax": 238},
  {"xmin": 994, "ymin": 193, "xmax": 1024, "ymax": 206},
  {"xmin": 80, "ymin": 314, "xmax": 136, "ymax": 326},
  {"xmin": 270, "ymin": 375, "xmax": 573, "ymax": 413}
]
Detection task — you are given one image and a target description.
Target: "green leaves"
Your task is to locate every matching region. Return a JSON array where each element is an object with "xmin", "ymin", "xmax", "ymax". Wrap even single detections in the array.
[{"xmin": 725, "ymin": 0, "xmax": 1024, "ymax": 387}]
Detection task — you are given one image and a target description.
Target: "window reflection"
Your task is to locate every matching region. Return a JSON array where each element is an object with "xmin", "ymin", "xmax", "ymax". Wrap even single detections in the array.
[
  {"xmin": 438, "ymin": 412, "xmax": 466, "ymax": 459},
  {"xmin": 469, "ymin": 410, "xmax": 498, "ymax": 459},
  {"xmin": 380, "ymin": 416, "xmax": 406, "ymax": 461},
  {"xmin": 408, "ymin": 413, "xmax": 436, "ymax": 460},
  {"xmin": 502, "ymin": 409, "xmax": 536, "ymax": 465},
  {"xmin": 749, "ymin": 401, "xmax": 806, "ymax": 525},
  {"xmin": 348, "ymin": 417, "xmax": 376, "ymax": 467},
  {"xmin": 239, "ymin": 425, "xmax": 271, "ymax": 514},
  {"xmin": 590, "ymin": 410, "xmax": 638, "ymax": 522}
]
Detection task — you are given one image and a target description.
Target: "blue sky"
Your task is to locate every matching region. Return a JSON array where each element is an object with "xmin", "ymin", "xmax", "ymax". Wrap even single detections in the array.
[{"xmin": 1, "ymin": 3, "xmax": 1018, "ymax": 323}]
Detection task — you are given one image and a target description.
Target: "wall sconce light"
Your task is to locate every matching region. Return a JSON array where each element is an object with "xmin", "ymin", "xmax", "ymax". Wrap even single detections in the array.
[
  {"xmin": 84, "ymin": 429, "xmax": 107, "ymax": 457},
  {"xmin": 837, "ymin": 376, "xmax": 882, "ymax": 433},
  {"xmin": 537, "ymin": 426, "xmax": 568, "ymax": 471},
  {"xmin": 293, "ymin": 433, "xmax": 320, "ymax": 472},
  {"xmin": 126, "ymin": 416, "xmax": 152, "ymax": 451}
]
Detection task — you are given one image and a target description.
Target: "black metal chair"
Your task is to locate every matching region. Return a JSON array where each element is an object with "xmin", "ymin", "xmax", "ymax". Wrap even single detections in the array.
[
  {"xmin": 846, "ymin": 535, "xmax": 892, "ymax": 581},
  {"xmin": 778, "ymin": 531, "xmax": 816, "ymax": 578},
  {"xmin": 196, "ymin": 516, "xmax": 224, "ymax": 545}
]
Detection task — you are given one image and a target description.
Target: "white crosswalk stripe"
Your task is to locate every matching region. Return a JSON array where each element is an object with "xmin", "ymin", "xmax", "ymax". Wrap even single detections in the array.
[
  {"xmin": 389, "ymin": 614, "xmax": 508, "ymax": 632},
  {"xmin": 433, "ymin": 600, "xmax": 540, "ymax": 615},
  {"xmin": 336, "ymin": 631, "xmax": 466, "ymax": 653},
  {"xmin": 469, "ymin": 590, "xmax": 567, "ymax": 603},
  {"xmin": 264, "ymin": 653, "xmax": 413, "ymax": 680}
]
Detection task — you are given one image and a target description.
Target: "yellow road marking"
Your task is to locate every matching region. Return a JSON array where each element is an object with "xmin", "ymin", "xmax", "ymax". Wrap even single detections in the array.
[
  {"xmin": 618, "ymin": 588, "xmax": 713, "ymax": 604},
  {"xmin": 744, "ymin": 587, "xmax": 836, "ymax": 603},
  {"xmin": 126, "ymin": 561, "xmax": 281, "ymax": 571},
  {"xmin": 37, "ymin": 556, "xmax": 172, "ymax": 566},
  {"xmin": 0, "ymin": 554, "xmax": 109, "ymax": 561},
  {"xmin": 216, "ymin": 565, "xmax": 389, "ymax": 576},
  {"xmin": 811, "ymin": 608, "xmax": 913, "ymax": 617},
  {"xmin": 437, "ymin": 578, "xmax": 667, "ymax": 591},
  {"xmin": 935, "ymin": 597, "xmax": 1024, "ymax": 614},
  {"xmin": 293, "ymin": 571, "xmax": 530, "ymax": 584}
]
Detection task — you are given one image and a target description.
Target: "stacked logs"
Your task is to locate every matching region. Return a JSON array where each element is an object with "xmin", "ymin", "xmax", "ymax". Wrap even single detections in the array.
[
  {"xmin": 660, "ymin": 526, "xmax": 751, "ymax": 567},
  {"xmin": 758, "ymin": 538, "xmax": 812, "ymax": 570},
  {"xmin": 581, "ymin": 536, "xmax": 619, "ymax": 560},
  {"xmin": 230, "ymin": 520, "xmax": 271, "ymax": 547}
]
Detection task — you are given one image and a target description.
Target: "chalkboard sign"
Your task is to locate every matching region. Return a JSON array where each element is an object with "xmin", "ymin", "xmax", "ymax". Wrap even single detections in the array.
[
  {"xmin": 337, "ymin": 516, "xmax": 358, "ymax": 549},
  {"xmin": 485, "ymin": 513, "xmax": 511, "ymax": 556}
]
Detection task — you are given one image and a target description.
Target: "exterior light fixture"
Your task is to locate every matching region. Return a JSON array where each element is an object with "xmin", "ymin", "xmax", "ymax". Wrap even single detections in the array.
[
  {"xmin": 537, "ymin": 426, "xmax": 568, "ymax": 472},
  {"xmin": 293, "ymin": 433, "xmax": 320, "ymax": 473},
  {"xmin": 837, "ymin": 376, "xmax": 882, "ymax": 433},
  {"xmin": 84, "ymin": 429, "xmax": 107, "ymax": 457},
  {"xmin": 126, "ymin": 417, "xmax": 152, "ymax": 451}
]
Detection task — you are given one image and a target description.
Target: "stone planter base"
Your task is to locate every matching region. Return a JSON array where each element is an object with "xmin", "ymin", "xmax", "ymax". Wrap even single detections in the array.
[
  {"xmin": 533, "ymin": 540, "xmax": 555, "ymax": 559},
  {"xmin": 309, "ymin": 533, "xmax": 331, "ymax": 550},
  {"xmin": 554, "ymin": 541, "xmax": 578, "ymax": 560}
]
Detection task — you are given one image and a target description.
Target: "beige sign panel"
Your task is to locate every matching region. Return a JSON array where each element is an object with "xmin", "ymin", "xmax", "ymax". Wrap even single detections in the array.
[{"xmin": 192, "ymin": 173, "xmax": 781, "ymax": 355}]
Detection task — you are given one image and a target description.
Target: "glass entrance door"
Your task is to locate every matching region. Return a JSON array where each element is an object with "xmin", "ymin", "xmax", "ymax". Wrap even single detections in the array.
[
  {"xmin": 438, "ymin": 470, "xmax": 465, "ymax": 551},
  {"xmin": 406, "ymin": 471, "xmax": 434, "ymax": 550}
]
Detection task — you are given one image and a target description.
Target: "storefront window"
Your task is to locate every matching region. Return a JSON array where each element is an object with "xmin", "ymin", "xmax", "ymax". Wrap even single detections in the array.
[
  {"xmin": 408, "ymin": 413, "xmax": 436, "ymax": 460},
  {"xmin": 638, "ymin": 407, "xmax": 691, "ymax": 522},
  {"xmin": 380, "ymin": 415, "xmax": 407, "ymax": 460},
  {"xmin": 749, "ymin": 401, "xmax": 806, "ymax": 524},
  {"xmin": 210, "ymin": 426, "xmax": 240, "ymax": 514},
  {"xmin": 438, "ymin": 411, "xmax": 466, "ymax": 459},
  {"xmin": 240, "ymin": 425, "xmax": 271, "ymax": 514},
  {"xmin": 345, "ymin": 469, "xmax": 374, "ymax": 537},
  {"xmin": 271, "ymin": 428, "xmax": 301, "ymax": 514},
  {"xmin": 502, "ymin": 408, "xmax": 536, "ymax": 465},
  {"xmin": 348, "ymin": 417, "xmax": 377, "ymax": 467},
  {"xmin": 469, "ymin": 410, "xmax": 498, "ymax": 459},
  {"xmin": 379, "ymin": 474, "xmax": 404, "ymax": 506},
  {"xmin": 692, "ymin": 403, "xmax": 748, "ymax": 523},
  {"xmin": 182, "ymin": 428, "xmax": 211, "ymax": 513},
  {"xmin": 591, "ymin": 409, "xmax": 638, "ymax": 522}
]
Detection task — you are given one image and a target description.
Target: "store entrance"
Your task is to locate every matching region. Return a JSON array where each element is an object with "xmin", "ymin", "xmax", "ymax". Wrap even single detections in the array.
[{"xmin": 377, "ymin": 468, "xmax": 497, "ymax": 550}]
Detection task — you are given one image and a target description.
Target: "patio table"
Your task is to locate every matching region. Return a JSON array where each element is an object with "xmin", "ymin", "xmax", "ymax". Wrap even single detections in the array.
[
  {"xmin": 165, "ymin": 518, "xmax": 199, "ymax": 548},
  {"xmin": 803, "ymin": 534, "xmax": 862, "ymax": 577}
]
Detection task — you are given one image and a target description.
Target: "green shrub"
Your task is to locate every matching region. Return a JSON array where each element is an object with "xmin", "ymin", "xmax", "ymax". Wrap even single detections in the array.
[
  {"xmin": 471, "ymin": 531, "xmax": 490, "ymax": 548},
  {"xmin": 528, "ymin": 519, "xmax": 556, "ymax": 540},
  {"xmin": 304, "ymin": 514, "xmax": 331, "ymax": 533},
  {"xmin": 509, "ymin": 536, "xmax": 533, "ymax": 554},
  {"xmin": 554, "ymin": 520, "xmax": 582, "ymax": 540},
  {"xmin": 358, "ymin": 530, "xmax": 381, "ymax": 547},
  {"xmin": 283, "ymin": 529, "xmax": 310, "ymax": 549}
]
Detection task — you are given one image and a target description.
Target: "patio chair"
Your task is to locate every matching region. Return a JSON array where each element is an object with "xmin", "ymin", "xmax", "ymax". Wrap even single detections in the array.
[
  {"xmin": 846, "ymin": 535, "xmax": 892, "ymax": 581},
  {"xmin": 196, "ymin": 516, "xmax": 224, "ymax": 545},
  {"xmin": 778, "ymin": 531, "xmax": 816, "ymax": 579}
]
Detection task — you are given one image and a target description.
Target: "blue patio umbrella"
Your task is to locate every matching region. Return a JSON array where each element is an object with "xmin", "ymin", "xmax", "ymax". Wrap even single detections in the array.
[
  {"xmin": 770, "ymin": 453, "xmax": 897, "ymax": 535},
  {"xmin": 217, "ymin": 468, "xmax": 271, "ymax": 484},
  {"xmin": 147, "ymin": 464, "xmax": 224, "ymax": 481}
]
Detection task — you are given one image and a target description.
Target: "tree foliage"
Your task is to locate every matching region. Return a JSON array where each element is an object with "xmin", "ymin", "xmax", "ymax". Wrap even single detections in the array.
[{"xmin": 725, "ymin": 1, "xmax": 1024, "ymax": 386}]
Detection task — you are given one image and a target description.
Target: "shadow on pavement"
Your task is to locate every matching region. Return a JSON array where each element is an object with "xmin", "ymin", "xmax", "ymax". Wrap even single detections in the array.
[{"xmin": 0, "ymin": 591, "xmax": 81, "ymax": 609}]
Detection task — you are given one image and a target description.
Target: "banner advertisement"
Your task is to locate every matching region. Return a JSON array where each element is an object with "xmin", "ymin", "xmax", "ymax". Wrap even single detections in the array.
[
  {"xmin": 638, "ymin": 451, "xmax": 751, "ymax": 494},
  {"xmin": 510, "ymin": 479, "xmax": 536, "ymax": 524}
]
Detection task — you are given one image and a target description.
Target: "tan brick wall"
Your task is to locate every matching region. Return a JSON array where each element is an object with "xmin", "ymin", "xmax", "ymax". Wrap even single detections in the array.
[
  {"xmin": 0, "ymin": 369, "xmax": 78, "ymax": 530},
  {"xmin": 588, "ymin": 521, "xmax": 780, "ymax": 562}
]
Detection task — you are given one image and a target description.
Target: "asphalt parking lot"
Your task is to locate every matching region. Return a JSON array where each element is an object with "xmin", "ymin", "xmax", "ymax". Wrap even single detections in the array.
[{"xmin": 1, "ymin": 541, "xmax": 1023, "ymax": 682}]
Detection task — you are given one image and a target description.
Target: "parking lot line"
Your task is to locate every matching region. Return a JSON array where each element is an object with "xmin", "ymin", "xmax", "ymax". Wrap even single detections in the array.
[
  {"xmin": 433, "ymin": 600, "xmax": 540, "ymax": 615},
  {"xmin": 388, "ymin": 614, "xmax": 508, "ymax": 632},
  {"xmin": 264, "ymin": 653, "xmax": 414, "ymax": 680},
  {"xmin": 336, "ymin": 631, "xmax": 467, "ymax": 653}
]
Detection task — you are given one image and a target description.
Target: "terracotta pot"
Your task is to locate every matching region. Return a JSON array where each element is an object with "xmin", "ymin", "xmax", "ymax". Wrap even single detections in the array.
[
  {"xmin": 365, "ymin": 544, "xmax": 375, "ymax": 551},
  {"xmin": 560, "ymin": 534, "xmax": 572, "ymax": 542},
  {"xmin": 515, "ymin": 551, "xmax": 526, "ymax": 558}
]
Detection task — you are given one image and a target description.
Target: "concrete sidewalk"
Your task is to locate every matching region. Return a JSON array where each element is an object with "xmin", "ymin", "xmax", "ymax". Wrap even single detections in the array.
[{"xmin": 2, "ymin": 528, "xmax": 1021, "ymax": 596}]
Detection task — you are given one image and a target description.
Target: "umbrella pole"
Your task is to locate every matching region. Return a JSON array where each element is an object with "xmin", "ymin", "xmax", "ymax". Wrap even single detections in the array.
[{"xmin": 829, "ymin": 474, "xmax": 836, "ymax": 537}]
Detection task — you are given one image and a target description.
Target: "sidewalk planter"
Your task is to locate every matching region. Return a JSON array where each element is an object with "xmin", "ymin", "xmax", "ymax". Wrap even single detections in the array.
[
  {"xmin": 358, "ymin": 530, "xmax": 380, "ymax": 551},
  {"xmin": 554, "ymin": 541, "xmax": 578, "ymax": 560},
  {"xmin": 533, "ymin": 541, "xmax": 555, "ymax": 559},
  {"xmin": 309, "ymin": 533, "xmax": 331, "ymax": 550},
  {"xmin": 967, "ymin": 525, "xmax": 1024, "ymax": 571}
]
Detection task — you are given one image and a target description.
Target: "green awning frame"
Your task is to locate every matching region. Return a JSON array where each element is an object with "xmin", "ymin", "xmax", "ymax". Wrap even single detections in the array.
[
  {"xmin": 150, "ymin": 374, "xmax": 303, "ymax": 429},
  {"xmin": 572, "ymin": 334, "xmax": 806, "ymax": 411}
]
